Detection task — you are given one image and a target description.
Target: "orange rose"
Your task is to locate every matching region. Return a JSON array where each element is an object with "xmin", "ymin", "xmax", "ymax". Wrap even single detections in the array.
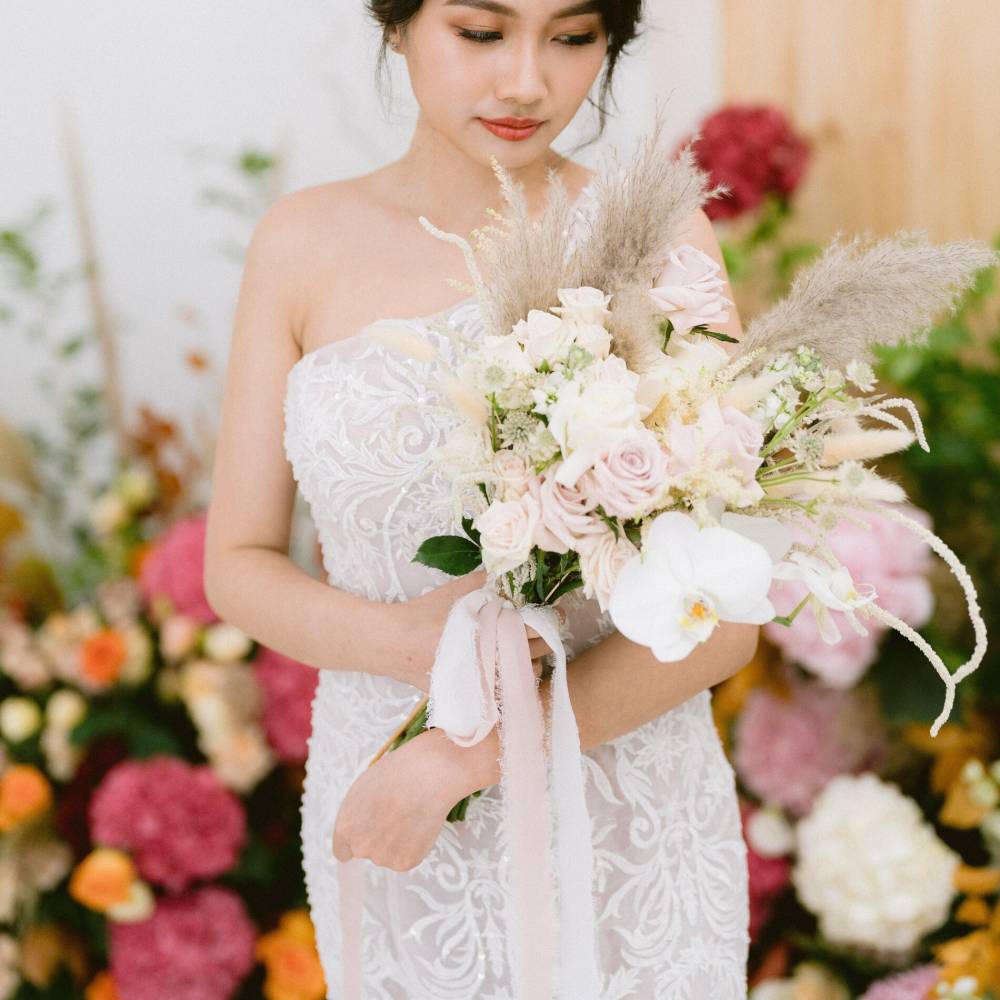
[
  {"xmin": 69, "ymin": 848, "xmax": 136, "ymax": 912},
  {"xmin": 79, "ymin": 629, "xmax": 127, "ymax": 686},
  {"xmin": 0, "ymin": 763, "xmax": 52, "ymax": 831},
  {"xmin": 255, "ymin": 909, "xmax": 326, "ymax": 1000}
]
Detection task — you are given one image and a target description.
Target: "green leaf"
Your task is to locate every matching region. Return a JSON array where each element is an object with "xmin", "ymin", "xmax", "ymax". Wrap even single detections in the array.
[
  {"xmin": 460, "ymin": 515, "xmax": 481, "ymax": 545},
  {"xmin": 411, "ymin": 534, "xmax": 482, "ymax": 575}
]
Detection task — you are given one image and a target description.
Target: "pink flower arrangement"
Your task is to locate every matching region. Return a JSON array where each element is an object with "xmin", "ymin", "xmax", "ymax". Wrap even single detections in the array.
[
  {"xmin": 857, "ymin": 964, "xmax": 941, "ymax": 1000},
  {"xmin": 764, "ymin": 504, "xmax": 935, "ymax": 687},
  {"xmin": 739, "ymin": 800, "xmax": 791, "ymax": 943},
  {"xmin": 89, "ymin": 755, "xmax": 246, "ymax": 892},
  {"xmin": 139, "ymin": 513, "xmax": 218, "ymax": 625},
  {"xmin": 733, "ymin": 669, "xmax": 888, "ymax": 816},
  {"xmin": 252, "ymin": 648, "xmax": 318, "ymax": 764},
  {"xmin": 677, "ymin": 103, "xmax": 811, "ymax": 221},
  {"xmin": 109, "ymin": 885, "xmax": 256, "ymax": 1000}
]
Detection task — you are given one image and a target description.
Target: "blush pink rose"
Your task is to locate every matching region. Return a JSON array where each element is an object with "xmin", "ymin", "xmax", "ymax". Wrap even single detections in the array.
[
  {"xmin": 665, "ymin": 398, "xmax": 765, "ymax": 484},
  {"xmin": 528, "ymin": 469, "xmax": 604, "ymax": 554},
  {"xmin": 579, "ymin": 429, "xmax": 668, "ymax": 520},
  {"xmin": 649, "ymin": 245, "xmax": 733, "ymax": 333},
  {"xmin": 577, "ymin": 525, "xmax": 640, "ymax": 612}
]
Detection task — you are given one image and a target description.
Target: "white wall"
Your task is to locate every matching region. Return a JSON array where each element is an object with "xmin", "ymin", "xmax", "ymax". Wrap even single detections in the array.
[{"xmin": 2, "ymin": 0, "xmax": 721, "ymax": 455}]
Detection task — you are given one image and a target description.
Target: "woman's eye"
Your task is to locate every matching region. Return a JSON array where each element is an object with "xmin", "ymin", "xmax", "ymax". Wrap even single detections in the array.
[{"xmin": 457, "ymin": 28, "xmax": 598, "ymax": 47}]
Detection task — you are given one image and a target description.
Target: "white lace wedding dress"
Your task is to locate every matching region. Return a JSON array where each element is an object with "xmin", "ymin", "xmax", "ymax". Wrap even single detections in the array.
[{"xmin": 283, "ymin": 182, "xmax": 750, "ymax": 999}]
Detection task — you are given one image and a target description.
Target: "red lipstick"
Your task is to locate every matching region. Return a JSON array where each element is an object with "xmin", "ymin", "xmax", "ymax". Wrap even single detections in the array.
[{"xmin": 478, "ymin": 116, "xmax": 544, "ymax": 141}]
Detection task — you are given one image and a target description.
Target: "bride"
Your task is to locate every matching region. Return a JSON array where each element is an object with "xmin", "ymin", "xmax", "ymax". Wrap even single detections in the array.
[{"xmin": 205, "ymin": 1, "xmax": 756, "ymax": 996}]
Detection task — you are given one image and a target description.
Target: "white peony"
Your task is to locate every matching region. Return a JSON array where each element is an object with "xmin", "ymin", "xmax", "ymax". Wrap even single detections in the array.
[
  {"xmin": 473, "ymin": 494, "xmax": 540, "ymax": 575},
  {"xmin": 550, "ymin": 285, "xmax": 612, "ymax": 326},
  {"xmin": 793, "ymin": 772, "xmax": 959, "ymax": 959},
  {"xmin": 511, "ymin": 309, "xmax": 575, "ymax": 367},
  {"xmin": 608, "ymin": 510, "xmax": 776, "ymax": 661}
]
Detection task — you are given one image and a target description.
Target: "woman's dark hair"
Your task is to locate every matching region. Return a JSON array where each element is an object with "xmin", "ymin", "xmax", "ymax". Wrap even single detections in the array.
[{"xmin": 365, "ymin": 1, "xmax": 644, "ymax": 150}]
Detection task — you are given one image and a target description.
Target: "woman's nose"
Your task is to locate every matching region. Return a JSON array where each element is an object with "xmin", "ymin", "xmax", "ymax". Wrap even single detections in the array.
[{"xmin": 494, "ymin": 41, "xmax": 548, "ymax": 107}]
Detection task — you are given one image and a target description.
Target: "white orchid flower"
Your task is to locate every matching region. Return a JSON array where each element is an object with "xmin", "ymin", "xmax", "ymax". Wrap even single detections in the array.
[{"xmin": 608, "ymin": 511, "xmax": 777, "ymax": 662}]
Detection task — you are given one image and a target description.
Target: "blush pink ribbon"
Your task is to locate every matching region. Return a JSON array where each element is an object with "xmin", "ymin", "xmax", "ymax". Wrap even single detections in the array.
[{"xmin": 336, "ymin": 585, "xmax": 602, "ymax": 999}]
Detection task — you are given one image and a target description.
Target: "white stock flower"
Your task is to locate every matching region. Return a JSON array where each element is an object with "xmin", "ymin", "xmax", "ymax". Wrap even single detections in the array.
[
  {"xmin": 45, "ymin": 688, "xmax": 87, "ymax": 731},
  {"xmin": 473, "ymin": 494, "xmax": 540, "ymax": 575},
  {"xmin": 793, "ymin": 772, "xmax": 959, "ymax": 958},
  {"xmin": 608, "ymin": 511, "xmax": 776, "ymax": 661},
  {"xmin": 550, "ymin": 286, "xmax": 612, "ymax": 326}
]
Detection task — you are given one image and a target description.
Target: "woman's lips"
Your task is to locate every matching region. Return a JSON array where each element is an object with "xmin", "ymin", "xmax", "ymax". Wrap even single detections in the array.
[{"xmin": 478, "ymin": 118, "xmax": 543, "ymax": 141}]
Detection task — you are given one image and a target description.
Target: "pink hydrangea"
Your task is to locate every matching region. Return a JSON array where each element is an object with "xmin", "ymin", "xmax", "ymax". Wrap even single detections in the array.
[
  {"xmin": 764, "ymin": 504, "xmax": 934, "ymax": 687},
  {"xmin": 252, "ymin": 648, "xmax": 318, "ymax": 763},
  {"xmin": 739, "ymin": 800, "xmax": 791, "ymax": 943},
  {"xmin": 858, "ymin": 964, "xmax": 941, "ymax": 1000},
  {"xmin": 109, "ymin": 885, "xmax": 256, "ymax": 1000},
  {"xmin": 89, "ymin": 755, "xmax": 246, "ymax": 891},
  {"xmin": 139, "ymin": 513, "xmax": 218, "ymax": 625},
  {"xmin": 733, "ymin": 669, "xmax": 888, "ymax": 816}
]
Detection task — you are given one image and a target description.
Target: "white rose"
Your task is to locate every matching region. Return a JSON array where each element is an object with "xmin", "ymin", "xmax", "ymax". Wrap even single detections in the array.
[
  {"xmin": 473, "ymin": 494, "xmax": 540, "ymax": 575},
  {"xmin": 547, "ymin": 373, "xmax": 646, "ymax": 488},
  {"xmin": 202, "ymin": 622, "xmax": 252, "ymax": 663},
  {"xmin": 551, "ymin": 286, "xmax": 612, "ymax": 326},
  {"xmin": 512, "ymin": 309, "xmax": 575, "ymax": 367},
  {"xmin": 747, "ymin": 806, "xmax": 795, "ymax": 858},
  {"xmin": 0, "ymin": 698, "xmax": 42, "ymax": 742},
  {"xmin": 568, "ymin": 321, "xmax": 612, "ymax": 360},
  {"xmin": 492, "ymin": 450, "xmax": 534, "ymax": 500}
]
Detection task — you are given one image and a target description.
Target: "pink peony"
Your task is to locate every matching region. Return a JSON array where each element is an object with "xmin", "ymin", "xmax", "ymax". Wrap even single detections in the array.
[
  {"xmin": 858, "ymin": 964, "xmax": 941, "ymax": 1000},
  {"xmin": 676, "ymin": 103, "xmax": 812, "ymax": 221},
  {"xmin": 139, "ymin": 513, "xmax": 218, "ymax": 625},
  {"xmin": 252, "ymin": 648, "xmax": 319, "ymax": 763},
  {"xmin": 733, "ymin": 669, "xmax": 888, "ymax": 816},
  {"xmin": 109, "ymin": 885, "xmax": 256, "ymax": 1000},
  {"xmin": 528, "ymin": 469, "xmax": 604, "ymax": 554},
  {"xmin": 739, "ymin": 800, "xmax": 791, "ymax": 943},
  {"xmin": 764, "ymin": 504, "xmax": 934, "ymax": 687},
  {"xmin": 580, "ymin": 429, "xmax": 668, "ymax": 520},
  {"xmin": 89, "ymin": 755, "xmax": 246, "ymax": 891}
]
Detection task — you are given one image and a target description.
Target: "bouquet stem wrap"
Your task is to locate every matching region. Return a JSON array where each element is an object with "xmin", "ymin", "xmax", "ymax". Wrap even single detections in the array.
[{"xmin": 337, "ymin": 584, "xmax": 602, "ymax": 999}]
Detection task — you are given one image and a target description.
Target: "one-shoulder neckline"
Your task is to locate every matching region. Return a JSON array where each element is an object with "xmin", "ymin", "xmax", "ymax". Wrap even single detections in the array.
[{"xmin": 286, "ymin": 174, "xmax": 598, "ymax": 382}]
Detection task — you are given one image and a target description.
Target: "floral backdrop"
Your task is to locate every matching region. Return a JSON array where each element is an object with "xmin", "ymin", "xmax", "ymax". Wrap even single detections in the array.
[{"xmin": 0, "ymin": 103, "xmax": 997, "ymax": 999}]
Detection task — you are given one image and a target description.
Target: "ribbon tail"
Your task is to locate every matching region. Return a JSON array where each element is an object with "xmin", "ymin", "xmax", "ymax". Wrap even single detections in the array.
[
  {"xmin": 338, "ymin": 856, "xmax": 364, "ymax": 1000},
  {"xmin": 494, "ymin": 602, "xmax": 558, "ymax": 1000},
  {"xmin": 521, "ymin": 605, "xmax": 602, "ymax": 999}
]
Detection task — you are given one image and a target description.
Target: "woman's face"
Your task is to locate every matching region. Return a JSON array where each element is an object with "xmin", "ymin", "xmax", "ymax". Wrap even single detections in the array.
[{"xmin": 397, "ymin": 0, "xmax": 608, "ymax": 165}]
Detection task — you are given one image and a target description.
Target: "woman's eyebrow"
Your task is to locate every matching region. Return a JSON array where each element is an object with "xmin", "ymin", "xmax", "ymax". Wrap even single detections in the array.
[{"xmin": 443, "ymin": 0, "xmax": 602, "ymax": 18}]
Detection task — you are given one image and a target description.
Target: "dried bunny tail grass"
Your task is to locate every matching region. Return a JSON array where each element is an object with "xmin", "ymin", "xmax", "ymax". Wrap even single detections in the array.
[
  {"xmin": 471, "ymin": 155, "xmax": 583, "ymax": 337},
  {"xmin": 734, "ymin": 232, "xmax": 1000, "ymax": 372},
  {"xmin": 847, "ymin": 499, "xmax": 988, "ymax": 737},
  {"xmin": 572, "ymin": 96, "xmax": 730, "ymax": 365}
]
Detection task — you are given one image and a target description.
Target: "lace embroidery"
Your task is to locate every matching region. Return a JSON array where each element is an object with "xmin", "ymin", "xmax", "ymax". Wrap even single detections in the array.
[{"xmin": 283, "ymin": 181, "xmax": 750, "ymax": 998}]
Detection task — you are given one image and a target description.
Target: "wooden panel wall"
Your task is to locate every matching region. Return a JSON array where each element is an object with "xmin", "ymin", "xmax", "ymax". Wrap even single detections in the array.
[{"xmin": 720, "ymin": 0, "xmax": 1000, "ymax": 243}]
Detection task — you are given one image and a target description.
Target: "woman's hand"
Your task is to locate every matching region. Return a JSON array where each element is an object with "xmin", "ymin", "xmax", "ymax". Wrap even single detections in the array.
[
  {"xmin": 393, "ymin": 570, "xmax": 564, "ymax": 694},
  {"xmin": 332, "ymin": 727, "xmax": 476, "ymax": 871}
]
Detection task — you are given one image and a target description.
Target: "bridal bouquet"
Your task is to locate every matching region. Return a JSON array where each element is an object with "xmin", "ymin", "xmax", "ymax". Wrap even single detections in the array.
[{"xmin": 339, "ymin": 106, "xmax": 996, "ymax": 1000}]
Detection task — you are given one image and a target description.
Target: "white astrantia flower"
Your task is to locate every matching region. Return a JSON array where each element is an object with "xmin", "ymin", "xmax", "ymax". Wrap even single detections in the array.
[
  {"xmin": 793, "ymin": 773, "xmax": 959, "ymax": 959},
  {"xmin": 607, "ymin": 510, "xmax": 777, "ymax": 662}
]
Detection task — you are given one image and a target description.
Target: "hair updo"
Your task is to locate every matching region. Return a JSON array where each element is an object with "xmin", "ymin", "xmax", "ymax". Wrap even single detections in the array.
[{"xmin": 366, "ymin": 0, "xmax": 645, "ymax": 147}]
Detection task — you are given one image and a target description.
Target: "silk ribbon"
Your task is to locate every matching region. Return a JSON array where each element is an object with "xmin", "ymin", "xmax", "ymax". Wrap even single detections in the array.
[{"xmin": 337, "ymin": 584, "xmax": 601, "ymax": 999}]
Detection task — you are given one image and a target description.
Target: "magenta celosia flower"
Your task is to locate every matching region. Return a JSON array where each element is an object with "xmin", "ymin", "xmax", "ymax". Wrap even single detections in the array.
[
  {"xmin": 764, "ymin": 504, "xmax": 935, "ymax": 688},
  {"xmin": 738, "ymin": 800, "xmax": 791, "ymax": 943},
  {"xmin": 252, "ymin": 648, "xmax": 318, "ymax": 764},
  {"xmin": 139, "ymin": 513, "xmax": 218, "ymax": 625},
  {"xmin": 675, "ymin": 104, "xmax": 811, "ymax": 221},
  {"xmin": 89, "ymin": 755, "xmax": 246, "ymax": 891},
  {"xmin": 733, "ymin": 669, "xmax": 888, "ymax": 816},
  {"xmin": 858, "ymin": 964, "xmax": 941, "ymax": 1000},
  {"xmin": 109, "ymin": 885, "xmax": 256, "ymax": 1000}
]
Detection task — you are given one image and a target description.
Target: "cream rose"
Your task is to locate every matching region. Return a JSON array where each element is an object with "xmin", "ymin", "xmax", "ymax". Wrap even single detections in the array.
[
  {"xmin": 577, "ymin": 526, "xmax": 639, "ymax": 613},
  {"xmin": 551, "ymin": 286, "xmax": 612, "ymax": 326},
  {"xmin": 649, "ymin": 244, "xmax": 732, "ymax": 334},
  {"xmin": 492, "ymin": 450, "xmax": 535, "ymax": 500},
  {"xmin": 473, "ymin": 494, "xmax": 541, "ymax": 575},
  {"xmin": 511, "ymin": 309, "xmax": 575, "ymax": 367},
  {"xmin": 581, "ymin": 429, "xmax": 669, "ymax": 520}
]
